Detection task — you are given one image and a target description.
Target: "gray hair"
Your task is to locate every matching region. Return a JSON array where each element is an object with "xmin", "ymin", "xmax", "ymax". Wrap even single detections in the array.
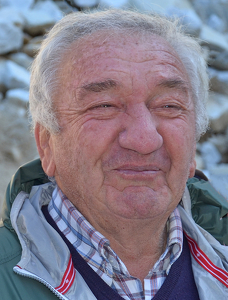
[{"xmin": 29, "ymin": 9, "xmax": 209, "ymax": 141}]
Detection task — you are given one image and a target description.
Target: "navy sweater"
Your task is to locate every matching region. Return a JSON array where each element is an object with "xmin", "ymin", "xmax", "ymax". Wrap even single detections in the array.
[{"xmin": 42, "ymin": 206, "xmax": 200, "ymax": 300}]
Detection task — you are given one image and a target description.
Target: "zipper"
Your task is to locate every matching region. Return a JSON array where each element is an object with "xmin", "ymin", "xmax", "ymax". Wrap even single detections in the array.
[{"xmin": 13, "ymin": 266, "xmax": 69, "ymax": 300}]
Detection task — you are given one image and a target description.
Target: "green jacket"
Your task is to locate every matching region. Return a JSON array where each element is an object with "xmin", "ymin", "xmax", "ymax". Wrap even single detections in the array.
[
  {"xmin": 0, "ymin": 159, "xmax": 57, "ymax": 299},
  {"xmin": 0, "ymin": 159, "xmax": 228, "ymax": 299}
]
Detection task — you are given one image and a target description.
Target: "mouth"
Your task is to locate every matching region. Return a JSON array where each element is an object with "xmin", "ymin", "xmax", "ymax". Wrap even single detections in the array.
[{"xmin": 113, "ymin": 165, "xmax": 161, "ymax": 180}]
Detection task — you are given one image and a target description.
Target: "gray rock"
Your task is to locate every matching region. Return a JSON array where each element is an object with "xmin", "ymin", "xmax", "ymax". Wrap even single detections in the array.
[
  {"xmin": 200, "ymin": 25, "xmax": 228, "ymax": 51},
  {"xmin": 5, "ymin": 88, "xmax": 29, "ymax": 107},
  {"xmin": 200, "ymin": 141, "xmax": 222, "ymax": 169},
  {"xmin": 131, "ymin": 0, "xmax": 193, "ymax": 14},
  {"xmin": 0, "ymin": 99, "xmax": 38, "ymax": 210},
  {"xmin": 209, "ymin": 134, "xmax": 228, "ymax": 156},
  {"xmin": 33, "ymin": 0, "xmax": 63, "ymax": 22},
  {"xmin": 131, "ymin": 0, "xmax": 202, "ymax": 36},
  {"xmin": 0, "ymin": 100, "xmax": 37, "ymax": 163},
  {"xmin": 0, "ymin": 7, "xmax": 25, "ymax": 28},
  {"xmin": 8, "ymin": 52, "xmax": 33, "ymax": 70},
  {"xmin": 208, "ymin": 133, "xmax": 228, "ymax": 168},
  {"xmin": 166, "ymin": 7, "xmax": 202, "ymax": 36},
  {"xmin": 207, "ymin": 92, "xmax": 228, "ymax": 132},
  {"xmin": 208, "ymin": 68, "xmax": 228, "ymax": 95},
  {"xmin": 100, "ymin": 0, "xmax": 129, "ymax": 9},
  {"xmin": 0, "ymin": 20, "xmax": 23, "ymax": 55},
  {"xmin": 189, "ymin": 1, "xmax": 208, "ymax": 22},
  {"xmin": 208, "ymin": 50, "xmax": 228, "ymax": 70},
  {"xmin": 4, "ymin": 60, "xmax": 30, "ymax": 90},
  {"xmin": 69, "ymin": 0, "xmax": 98, "ymax": 8},
  {"xmin": 207, "ymin": 14, "xmax": 227, "ymax": 33},
  {"xmin": 22, "ymin": 36, "xmax": 43, "ymax": 57},
  {"xmin": 195, "ymin": 151, "xmax": 205, "ymax": 170},
  {"xmin": 55, "ymin": 0, "xmax": 78, "ymax": 14},
  {"xmin": 0, "ymin": 0, "xmax": 34, "ymax": 9},
  {"xmin": 190, "ymin": 0, "xmax": 228, "ymax": 33},
  {"xmin": 0, "ymin": 59, "xmax": 7, "ymax": 93},
  {"xmin": 209, "ymin": 164, "xmax": 228, "ymax": 200},
  {"xmin": 22, "ymin": 8, "xmax": 57, "ymax": 36}
]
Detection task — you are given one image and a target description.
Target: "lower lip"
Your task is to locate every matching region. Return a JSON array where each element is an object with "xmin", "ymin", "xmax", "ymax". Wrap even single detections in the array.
[{"xmin": 114, "ymin": 169, "xmax": 160, "ymax": 179}]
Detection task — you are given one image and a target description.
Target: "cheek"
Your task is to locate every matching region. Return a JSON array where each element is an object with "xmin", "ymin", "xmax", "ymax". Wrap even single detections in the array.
[
  {"xmin": 161, "ymin": 117, "xmax": 195, "ymax": 150},
  {"xmin": 54, "ymin": 120, "xmax": 122, "ymax": 205},
  {"xmin": 160, "ymin": 120, "xmax": 196, "ymax": 193},
  {"xmin": 80, "ymin": 118, "xmax": 122, "ymax": 151},
  {"xmin": 159, "ymin": 119, "xmax": 196, "ymax": 173},
  {"xmin": 58, "ymin": 119, "xmax": 121, "ymax": 177}
]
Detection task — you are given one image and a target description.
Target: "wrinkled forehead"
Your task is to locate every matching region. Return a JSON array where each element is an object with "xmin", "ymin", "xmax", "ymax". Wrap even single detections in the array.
[
  {"xmin": 69, "ymin": 29, "xmax": 179, "ymax": 62},
  {"xmin": 61, "ymin": 30, "xmax": 188, "ymax": 81},
  {"xmin": 54, "ymin": 29, "xmax": 191, "ymax": 105}
]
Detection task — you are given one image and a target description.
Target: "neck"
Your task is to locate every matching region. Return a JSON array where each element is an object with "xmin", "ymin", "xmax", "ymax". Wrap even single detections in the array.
[
  {"xmin": 94, "ymin": 216, "xmax": 169, "ymax": 282},
  {"xmin": 112, "ymin": 225, "xmax": 168, "ymax": 282},
  {"xmin": 71, "ymin": 194, "xmax": 171, "ymax": 283}
]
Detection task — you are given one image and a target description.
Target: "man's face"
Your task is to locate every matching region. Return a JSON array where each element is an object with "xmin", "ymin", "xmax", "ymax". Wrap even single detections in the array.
[{"xmin": 39, "ymin": 32, "xmax": 196, "ymax": 228}]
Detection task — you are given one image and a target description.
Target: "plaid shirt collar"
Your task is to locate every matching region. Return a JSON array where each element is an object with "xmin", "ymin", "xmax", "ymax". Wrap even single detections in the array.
[{"xmin": 48, "ymin": 186, "xmax": 183, "ymax": 300}]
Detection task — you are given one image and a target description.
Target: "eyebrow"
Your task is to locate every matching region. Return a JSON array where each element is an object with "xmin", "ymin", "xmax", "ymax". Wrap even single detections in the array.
[
  {"xmin": 77, "ymin": 79, "xmax": 118, "ymax": 100},
  {"xmin": 157, "ymin": 78, "xmax": 189, "ymax": 93}
]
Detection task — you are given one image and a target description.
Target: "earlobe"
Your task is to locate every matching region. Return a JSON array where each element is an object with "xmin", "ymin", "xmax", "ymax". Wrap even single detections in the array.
[
  {"xmin": 34, "ymin": 124, "xmax": 56, "ymax": 177},
  {"xmin": 189, "ymin": 158, "xmax": 196, "ymax": 178},
  {"xmin": 188, "ymin": 143, "xmax": 197, "ymax": 179}
]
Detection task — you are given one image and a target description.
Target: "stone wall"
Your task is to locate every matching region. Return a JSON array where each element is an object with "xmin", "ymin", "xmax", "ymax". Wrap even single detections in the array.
[{"xmin": 0, "ymin": 0, "xmax": 228, "ymax": 211}]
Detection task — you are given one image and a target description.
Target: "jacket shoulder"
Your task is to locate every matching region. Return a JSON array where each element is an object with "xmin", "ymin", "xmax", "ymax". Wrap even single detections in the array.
[
  {"xmin": 2, "ymin": 158, "xmax": 50, "ymax": 230},
  {"xmin": 0, "ymin": 223, "xmax": 58, "ymax": 299},
  {"xmin": 187, "ymin": 177, "xmax": 228, "ymax": 245},
  {"xmin": 0, "ymin": 222, "xmax": 21, "ymax": 265}
]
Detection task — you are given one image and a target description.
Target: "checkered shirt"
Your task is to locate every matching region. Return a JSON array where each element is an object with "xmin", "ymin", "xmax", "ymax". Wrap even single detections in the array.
[{"xmin": 48, "ymin": 187, "xmax": 183, "ymax": 300}]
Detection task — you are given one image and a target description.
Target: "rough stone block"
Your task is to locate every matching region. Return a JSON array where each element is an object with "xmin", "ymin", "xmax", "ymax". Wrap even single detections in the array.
[
  {"xmin": 4, "ymin": 60, "xmax": 30, "ymax": 90},
  {"xmin": 0, "ymin": 20, "xmax": 23, "ymax": 55},
  {"xmin": 207, "ymin": 92, "xmax": 228, "ymax": 132}
]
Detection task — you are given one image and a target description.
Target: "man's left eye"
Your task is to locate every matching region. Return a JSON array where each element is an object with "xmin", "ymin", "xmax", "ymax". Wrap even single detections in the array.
[
  {"xmin": 163, "ymin": 104, "xmax": 181, "ymax": 109},
  {"xmin": 93, "ymin": 104, "xmax": 113, "ymax": 109},
  {"xmin": 100, "ymin": 104, "xmax": 112, "ymax": 108}
]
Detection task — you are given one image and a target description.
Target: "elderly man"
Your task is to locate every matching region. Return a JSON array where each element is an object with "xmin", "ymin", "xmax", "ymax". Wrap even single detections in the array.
[{"xmin": 0, "ymin": 9, "xmax": 228, "ymax": 300}]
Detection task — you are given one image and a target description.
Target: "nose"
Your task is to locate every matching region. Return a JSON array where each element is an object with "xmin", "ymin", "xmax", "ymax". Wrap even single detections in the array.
[{"xmin": 118, "ymin": 104, "xmax": 163, "ymax": 154}]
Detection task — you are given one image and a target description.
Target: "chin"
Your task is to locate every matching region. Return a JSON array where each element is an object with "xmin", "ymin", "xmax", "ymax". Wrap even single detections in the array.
[{"xmin": 107, "ymin": 186, "xmax": 173, "ymax": 220}]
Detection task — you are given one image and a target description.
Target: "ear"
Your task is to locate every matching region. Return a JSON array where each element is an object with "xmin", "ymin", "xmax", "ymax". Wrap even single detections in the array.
[
  {"xmin": 34, "ymin": 123, "xmax": 56, "ymax": 177},
  {"xmin": 188, "ymin": 158, "xmax": 196, "ymax": 178},
  {"xmin": 188, "ymin": 142, "xmax": 197, "ymax": 178}
]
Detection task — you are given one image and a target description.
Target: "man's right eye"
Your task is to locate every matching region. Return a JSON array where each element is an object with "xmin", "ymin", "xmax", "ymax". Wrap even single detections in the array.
[{"xmin": 92, "ymin": 104, "xmax": 113, "ymax": 109}]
